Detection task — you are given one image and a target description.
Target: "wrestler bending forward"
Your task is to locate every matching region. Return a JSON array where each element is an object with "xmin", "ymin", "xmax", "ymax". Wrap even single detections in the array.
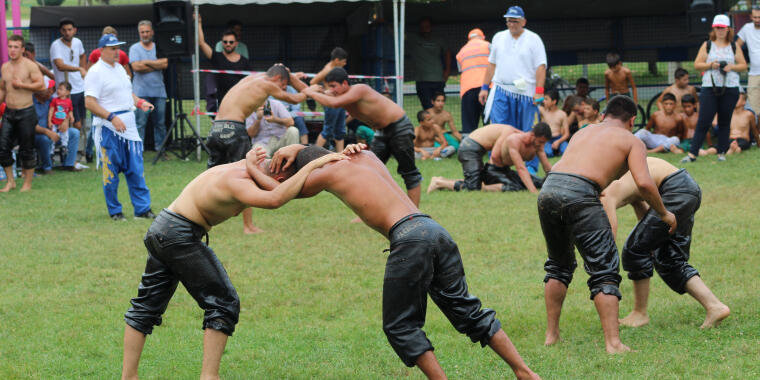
[
  {"xmin": 601, "ymin": 157, "xmax": 730, "ymax": 329},
  {"xmin": 254, "ymin": 143, "xmax": 540, "ymax": 380},
  {"xmin": 120, "ymin": 148, "xmax": 345, "ymax": 380},
  {"xmin": 537, "ymin": 95, "xmax": 676, "ymax": 354}
]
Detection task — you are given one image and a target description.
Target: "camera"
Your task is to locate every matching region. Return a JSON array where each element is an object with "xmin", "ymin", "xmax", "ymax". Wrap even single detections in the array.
[
  {"xmin": 263, "ymin": 100, "xmax": 272, "ymax": 116},
  {"xmin": 719, "ymin": 60, "xmax": 728, "ymax": 71}
]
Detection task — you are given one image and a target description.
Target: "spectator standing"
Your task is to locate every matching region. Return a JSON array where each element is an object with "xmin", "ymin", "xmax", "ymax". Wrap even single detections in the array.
[
  {"xmin": 50, "ymin": 18, "xmax": 87, "ymax": 131},
  {"xmin": 681, "ymin": 14, "xmax": 747, "ymax": 163},
  {"xmin": 84, "ymin": 34, "xmax": 156, "ymax": 221},
  {"xmin": 197, "ymin": 15, "xmax": 252, "ymax": 111},
  {"xmin": 34, "ymin": 79, "xmax": 81, "ymax": 173},
  {"xmin": 0, "ymin": 35, "xmax": 46, "ymax": 192},
  {"xmin": 246, "ymin": 99, "xmax": 298, "ymax": 157},
  {"xmin": 88, "ymin": 26, "xmax": 132, "ymax": 77},
  {"xmin": 214, "ymin": 19, "xmax": 249, "ymax": 59},
  {"xmin": 311, "ymin": 47, "xmax": 348, "ymax": 152},
  {"xmin": 479, "ymin": 6, "xmax": 546, "ymax": 174},
  {"xmin": 455, "ymin": 28, "xmax": 490, "ymax": 134},
  {"xmin": 23, "ymin": 42, "xmax": 54, "ymax": 79},
  {"xmin": 737, "ymin": 7, "xmax": 760, "ymax": 113},
  {"xmin": 281, "ymin": 85, "xmax": 309, "ymax": 144},
  {"xmin": 407, "ymin": 18, "xmax": 451, "ymax": 110},
  {"xmin": 129, "ymin": 20, "xmax": 168, "ymax": 151}
]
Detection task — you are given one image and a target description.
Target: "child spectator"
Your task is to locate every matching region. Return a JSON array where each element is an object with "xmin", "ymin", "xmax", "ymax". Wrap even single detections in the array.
[
  {"xmin": 578, "ymin": 98, "xmax": 602, "ymax": 129},
  {"xmin": 657, "ymin": 68, "xmax": 699, "ymax": 112},
  {"xmin": 47, "ymin": 82, "xmax": 74, "ymax": 156},
  {"xmin": 563, "ymin": 77, "xmax": 590, "ymax": 115},
  {"xmin": 605, "ymin": 51, "xmax": 638, "ymax": 104},
  {"xmin": 414, "ymin": 110, "xmax": 454, "ymax": 159},
  {"xmin": 311, "ymin": 47, "xmax": 349, "ymax": 152},
  {"xmin": 700, "ymin": 92, "xmax": 759, "ymax": 155},
  {"xmin": 679, "ymin": 94, "xmax": 699, "ymax": 152},
  {"xmin": 539, "ymin": 89, "xmax": 569, "ymax": 157},
  {"xmin": 634, "ymin": 93, "xmax": 684, "ymax": 153},
  {"xmin": 355, "ymin": 125, "xmax": 375, "ymax": 146},
  {"xmin": 563, "ymin": 95, "xmax": 585, "ymax": 136},
  {"xmin": 427, "ymin": 92, "xmax": 462, "ymax": 147}
]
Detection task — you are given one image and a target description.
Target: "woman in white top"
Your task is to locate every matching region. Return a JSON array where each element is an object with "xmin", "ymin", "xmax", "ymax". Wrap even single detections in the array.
[{"xmin": 682, "ymin": 14, "xmax": 747, "ymax": 162}]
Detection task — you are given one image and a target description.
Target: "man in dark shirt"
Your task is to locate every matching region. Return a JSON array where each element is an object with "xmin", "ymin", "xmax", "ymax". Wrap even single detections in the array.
[{"xmin": 197, "ymin": 14, "xmax": 252, "ymax": 110}]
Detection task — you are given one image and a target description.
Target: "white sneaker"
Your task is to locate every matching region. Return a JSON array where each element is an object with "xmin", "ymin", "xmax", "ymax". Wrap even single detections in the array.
[
  {"xmin": 75, "ymin": 162, "xmax": 89, "ymax": 170},
  {"xmin": 717, "ymin": 154, "xmax": 726, "ymax": 162}
]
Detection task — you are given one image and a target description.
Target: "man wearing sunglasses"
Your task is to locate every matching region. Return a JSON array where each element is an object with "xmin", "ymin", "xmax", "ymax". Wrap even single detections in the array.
[
  {"xmin": 49, "ymin": 17, "xmax": 87, "ymax": 132},
  {"xmin": 197, "ymin": 14, "xmax": 252, "ymax": 111}
]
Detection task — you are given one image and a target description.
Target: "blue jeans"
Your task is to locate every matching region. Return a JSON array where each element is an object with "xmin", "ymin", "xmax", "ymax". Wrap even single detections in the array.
[
  {"xmin": 35, "ymin": 127, "xmax": 81, "ymax": 170},
  {"xmin": 100, "ymin": 127, "xmax": 151, "ymax": 216},
  {"xmin": 689, "ymin": 87, "xmax": 739, "ymax": 156},
  {"xmin": 135, "ymin": 97, "xmax": 167, "ymax": 150},
  {"xmin": 321, "ymin": 107, "xmax": 346, "ymax": 141},
  {"xmin": 293, "ymin": 116, "xmax": 308, "ymax": 136},
  {"xmin": 544, "ymin": 135, "xmax": 568, "ymax": 157}
]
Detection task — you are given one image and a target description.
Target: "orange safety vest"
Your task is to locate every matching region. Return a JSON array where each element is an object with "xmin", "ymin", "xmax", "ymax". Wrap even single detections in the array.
[{"xmin": 456, "ymin": 39, "xmax": 491, "ymax": 96}]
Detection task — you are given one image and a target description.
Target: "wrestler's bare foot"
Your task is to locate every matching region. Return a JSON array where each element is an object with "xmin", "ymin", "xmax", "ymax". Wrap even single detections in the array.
[
  {"xmin": 515, "ymin": 368, "xmax": 542, "ymax": 380},
  {"xmin": 619, "ymin": 311, "xmax": 649, "ymax": 327},
  {"xmin": 19, "ymin": 183, "xmax": 32, "ymax": 192},
  {"xmin": 544, "ymin": 330, "xmax": 559, "ymax": 346},
  {"xmin": 427, "ymin": 176, "xmax": 443, "ymax": 193},
  {"xmin": 605, "ymin": 341, "xmax": 631, "ymax": 354},
  {"xmin": 700, "ymin": 303, "xmax": 730, "ymax": 328},
  {"xmin": 350, "ymin": 216, "xmax": 363, "ymax": 223},
  {"xmin": 0, "ymin": 180, "xmax": 16, "ymax": 192},
  {"xmin": 243, "ymin": 225, "xmax": 264, "ymax": 234}
]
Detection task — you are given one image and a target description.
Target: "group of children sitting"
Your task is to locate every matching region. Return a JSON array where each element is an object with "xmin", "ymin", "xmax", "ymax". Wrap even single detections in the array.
[{"xmin": 410, "ymin": 61, "xmax": 758, "ymax": 162}]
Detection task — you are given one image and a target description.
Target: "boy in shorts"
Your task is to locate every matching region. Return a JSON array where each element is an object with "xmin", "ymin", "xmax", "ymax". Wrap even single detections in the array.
[
  {"xmin": 539, "ymin": 89, "xmax": 569, "ymax": 157},
  {"xmin": 604, "ymin": 51, "xmax": 638, "ymax": 104}
]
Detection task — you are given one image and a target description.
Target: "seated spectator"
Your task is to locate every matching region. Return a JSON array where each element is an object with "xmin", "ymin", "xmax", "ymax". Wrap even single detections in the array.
[
  {"xmin": 679, "ymin": 94, "xmax": 699, "ymax": 152},
  {"xmin": 700, "ymin": 92, "xmax": 759, "ymax": 155},
  {"xmin": 562, "ymin": 77, "xmax": 590, "ymax": 115},
  {"xmin": 214, "ymin": 19, "xmax": 249, "ymax": 59},
  {"xmin": 426, "ymin": 123, "xmax": 552, "ymax": 194},
  {"xmin": 426, "ymin": 92, "xmax": 462, "ymax": 147},
  {"xmin": 33, "ymin": 79, "xmax": 81, "ymax": 173},
  {"xmin": 246, "ymin": 99, "xmax": 298, "ymax": 157},
  {"xmin": 656, "ymin": 68, "xmax": 699, "ymax": 112},
  {"xmin": 539, "ymin": 89, "xmax": 569, "ymax": 157},
  {"xmin": 414, "ymin": 110, "xmax": 454, "ymax": 160},
  {"xmin": 47, "ymin": 82, "xmax": 74, "ymax": 156},
  {"xmin": 279, "ymin": 85, "xmax": 308, "ymax": 144},
  {"xmin": 88, "ymin": 26, "xmax": 132, "ymax": 77},
  {"xmin": 634, "ymin": 93, "xmax": 684, "ymax": 153},
  {"xmin": 577, "ymin": 97, "xmax": 602, "ymax": 129},
  {"xmin": 563, "ymin": 95, "xmax": 586, "ymax": 136},
  {"xmin": 22, "ymin": 42, "xmax": 54, "ymax": 79},
  {"xmin": 355, "ymin": 125, "xmax": 375, "ymax": 145}
]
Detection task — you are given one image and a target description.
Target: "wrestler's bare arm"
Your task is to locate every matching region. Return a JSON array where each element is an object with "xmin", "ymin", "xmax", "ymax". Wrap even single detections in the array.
[
  {"xmin": 304, "ymin": 84, "xmax": 364, "ymax": 109},
  {"xmin": 229, "ymin": 152, "xmax": 347, "ymax": 208},
  {"xmin": 505, "ymin": 137, "xmax": 538, "ymax": 193},
  {"xmin": 749, "ymin": 111, "xmax": 760, "ymax": 145},
  {"xmin": 267, "ymin": 81, "xmax": 306, "ymax": 105},
  {"xmin": 627, "ymin": 139, "xmax": 675, "ymax": 232},
  {"xmin": 631, "ymin": 200, "xmax": 650, "ymax": 220},
  {"xmin": 600, "ymin": 187, "xmax": 620, "ymax": 238},
  {"xmin": 537, "ymin": 148, "xmax": 552, "ymax": 173},
  {"xmin": 0, "ymin": 77, "xmax": 6, "ymax": 103}
]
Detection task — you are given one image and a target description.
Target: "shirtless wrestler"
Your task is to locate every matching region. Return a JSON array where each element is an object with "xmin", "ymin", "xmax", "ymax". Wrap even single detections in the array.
[
  {"xmin": 601, "ymin": 157, "xmax": 730, "ymax": 329},
  {"xmin": 537, "ymin": 95, "xmax": 676, "ymax": 354}
]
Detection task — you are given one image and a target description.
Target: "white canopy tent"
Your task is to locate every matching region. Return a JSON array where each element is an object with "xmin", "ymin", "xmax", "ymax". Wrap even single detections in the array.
[{"xmin": 190, "ymin": 0, "xmax": 405, "ymax": 159}]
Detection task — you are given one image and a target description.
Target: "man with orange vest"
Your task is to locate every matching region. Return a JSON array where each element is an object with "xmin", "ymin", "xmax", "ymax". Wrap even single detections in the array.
[{"xmin": 456, "ymin": 28, "xmax": 490, "ymax": 134}]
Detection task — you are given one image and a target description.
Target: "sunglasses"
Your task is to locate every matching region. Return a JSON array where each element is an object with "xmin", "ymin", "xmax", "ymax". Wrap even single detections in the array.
[{"xmin": 222, "ymin": 40, "xmax": 235, "ymax": 45}]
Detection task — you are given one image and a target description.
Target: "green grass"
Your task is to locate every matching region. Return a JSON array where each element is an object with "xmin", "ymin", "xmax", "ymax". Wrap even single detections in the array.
[{"xmin": 0, "ymin": 149, "xmax": 758, "ymax": 379}]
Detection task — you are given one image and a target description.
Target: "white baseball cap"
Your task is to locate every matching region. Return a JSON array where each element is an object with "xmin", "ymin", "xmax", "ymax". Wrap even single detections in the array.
[{"xmin": 712, "ymin": 14, "xmax": 730, "ymax": 28}]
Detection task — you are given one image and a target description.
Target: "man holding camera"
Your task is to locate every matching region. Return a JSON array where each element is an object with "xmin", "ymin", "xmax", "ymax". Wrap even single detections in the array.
[{"xmin": 246, "ymin": 98, "xmax": 298, "ymax": 157}]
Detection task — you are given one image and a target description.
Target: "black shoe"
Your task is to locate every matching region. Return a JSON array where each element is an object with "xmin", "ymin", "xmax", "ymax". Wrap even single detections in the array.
[
  {"xmin": 135, "ymin": 210, "xmax": 156, "ymax": 219},
  {"xmin": 85, "ymin": 154, "xmax": 94, "ymax": 164},
  {"xmin": 111, "ymin": 212, "xmax": 126, "ymax": 221}
]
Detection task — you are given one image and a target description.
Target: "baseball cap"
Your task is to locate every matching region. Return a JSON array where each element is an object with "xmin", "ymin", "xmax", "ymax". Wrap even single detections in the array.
[
  {"xmin": 712, "ymin": 14, "xmax": 730, "ymax": 28},
  {"xmin": 97, "ymin": 33, "xmax": 126, "ymax": 48},
  {"xmin": 503, "ymin": 6, "xmax": 525, "ymax": 19},
  {"xmin": 468, "ymin": 28, "xmax": 485, "ymax": 39}
]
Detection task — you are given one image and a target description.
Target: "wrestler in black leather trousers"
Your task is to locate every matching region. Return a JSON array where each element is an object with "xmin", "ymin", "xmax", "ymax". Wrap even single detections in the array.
[{"xmin": 0, "ymin": 106, "xmax": 37, "ymax": 169}]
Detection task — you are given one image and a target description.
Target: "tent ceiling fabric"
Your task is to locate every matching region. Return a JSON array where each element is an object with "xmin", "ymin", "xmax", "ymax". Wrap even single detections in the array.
[{"xmin": 193, "ymin": 0, "xmax": 376, "ymax": 4}]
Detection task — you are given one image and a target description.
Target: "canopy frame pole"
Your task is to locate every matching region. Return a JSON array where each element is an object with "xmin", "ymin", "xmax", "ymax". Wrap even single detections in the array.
[
  {"xmin": 400, "ymin": 0, "xmax": 405, "ymax": 107},
  {"xmin": 393, "ymin": 0, "xmax": 401, "ymax": 105},
  {"xmin": 194, "ymin": 4, "xmax": 202, "ymax": 160}
]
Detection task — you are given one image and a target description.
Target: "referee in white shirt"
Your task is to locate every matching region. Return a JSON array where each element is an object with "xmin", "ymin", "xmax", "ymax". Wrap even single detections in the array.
[{"xmin": 85, "ymin": 34, "xmax": 156, "ymax": 221}]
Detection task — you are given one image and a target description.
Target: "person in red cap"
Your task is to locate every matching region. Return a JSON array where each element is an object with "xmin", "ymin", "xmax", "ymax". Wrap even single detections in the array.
[{"xmin": 456, "ymin": 28, "xmax": 490, "ymax": 134}]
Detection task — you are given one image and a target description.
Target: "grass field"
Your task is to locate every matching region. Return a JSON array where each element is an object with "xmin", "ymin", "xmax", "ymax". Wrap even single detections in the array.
[{"xmin": 1, "ymin": 149, "xmax": 759, "ymax": 379}]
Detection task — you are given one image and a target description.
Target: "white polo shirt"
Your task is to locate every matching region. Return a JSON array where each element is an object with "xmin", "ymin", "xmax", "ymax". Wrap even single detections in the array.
[
  {"xmin": 738, "ymin": 23, "xmax": 760, "ymax": 75},
  {"xmin": 489, "ymin": 28, "xmax": 547, "ymax": 97},
  {"xmin": 85, "ymin": 59, "xmax": 140, "ymax": 141},
  {"xmin": 49, "ymin": 37, "xmax": 86, "ymax": 94}
]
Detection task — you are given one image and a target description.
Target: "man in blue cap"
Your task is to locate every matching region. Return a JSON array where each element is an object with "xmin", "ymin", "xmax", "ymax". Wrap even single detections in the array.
[
  {"xmin": 479, "ymin": 5, "xmax": 547, "ymax": 174},
  {"xmin": 84, "ymin": 34, "xmax": 156, "ymax": 221}
]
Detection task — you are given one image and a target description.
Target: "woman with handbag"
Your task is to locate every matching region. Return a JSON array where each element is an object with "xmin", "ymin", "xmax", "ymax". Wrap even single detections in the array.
[{"xmin": 682, "ymin": 14, "xmax": 748, "ymax": 163}]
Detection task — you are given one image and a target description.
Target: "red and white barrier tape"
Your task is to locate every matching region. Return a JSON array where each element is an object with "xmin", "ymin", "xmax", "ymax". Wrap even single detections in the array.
[
  {"xmin": 191, "ymin": 109, "xmax": 325, "ymax": 117},
  {"xmin": 192, "ymin": 69, "xmax": 401, "ymax": 80}
]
